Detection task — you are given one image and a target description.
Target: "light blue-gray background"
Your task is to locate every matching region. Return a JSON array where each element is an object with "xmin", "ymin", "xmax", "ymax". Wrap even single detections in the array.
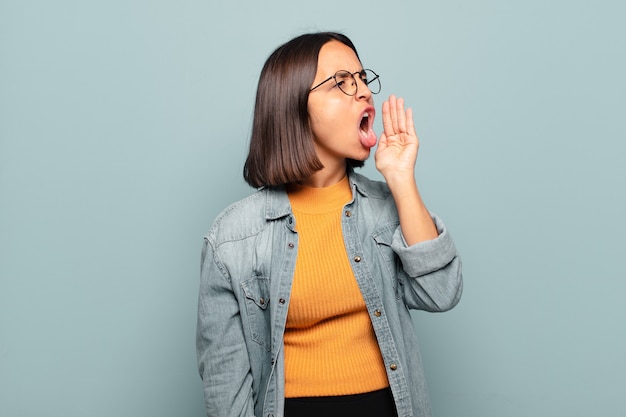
[{"xmin": 1, "ymin": 0, "xmax": 624, "ymax": 416}]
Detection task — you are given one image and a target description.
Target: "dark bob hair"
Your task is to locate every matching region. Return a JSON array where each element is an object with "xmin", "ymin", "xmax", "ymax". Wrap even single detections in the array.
[{"xmin": 243, "ymin": 32, "xmax": 365, "ymax": 188}]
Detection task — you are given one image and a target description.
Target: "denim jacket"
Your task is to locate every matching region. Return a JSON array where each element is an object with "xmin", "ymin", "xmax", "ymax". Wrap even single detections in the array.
[{"xmin": 197, "ymin": 172, "xmax": 463, "ymax": 417}]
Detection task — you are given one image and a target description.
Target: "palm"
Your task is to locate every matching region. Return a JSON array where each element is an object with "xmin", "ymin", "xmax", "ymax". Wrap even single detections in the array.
[{"xmin": 375, "ymin": 96, "xmax": 419, "ymax": 179}]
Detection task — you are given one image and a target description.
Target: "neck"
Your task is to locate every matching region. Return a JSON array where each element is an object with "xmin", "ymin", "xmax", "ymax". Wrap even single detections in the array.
[{"xmin": 301, "ymin": 161, "xmax": 348, "ymax": 188}]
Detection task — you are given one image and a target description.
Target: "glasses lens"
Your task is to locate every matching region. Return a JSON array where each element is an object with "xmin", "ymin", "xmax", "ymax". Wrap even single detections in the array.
[
  {"xmin": 363, "ymin": 69, "xmax": 381, "ymax": 94},
  {"xmin": 334, "ymin": 71, "xmax": 357, "ymax": 96}
]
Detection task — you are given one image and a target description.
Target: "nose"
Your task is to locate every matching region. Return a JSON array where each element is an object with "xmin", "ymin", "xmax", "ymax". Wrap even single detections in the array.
[{"xmin": 356, "ymin": 77, "xmax": 372, "ymax": 100}]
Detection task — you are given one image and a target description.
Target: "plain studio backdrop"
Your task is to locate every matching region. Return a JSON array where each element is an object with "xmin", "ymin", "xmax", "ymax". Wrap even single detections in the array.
[{"xmin": 1, "ymin": 1, "xmax": 624, "ymax": 416}]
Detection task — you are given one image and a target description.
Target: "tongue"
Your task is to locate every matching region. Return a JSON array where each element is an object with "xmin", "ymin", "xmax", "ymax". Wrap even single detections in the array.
[{"xmin": 360, "ymin": 128, "xmax": 378, "ymax": 148}]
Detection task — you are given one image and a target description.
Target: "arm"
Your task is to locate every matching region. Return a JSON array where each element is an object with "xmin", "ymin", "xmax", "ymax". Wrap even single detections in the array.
[
  {"xmin": 391, "ymin": 213, "xmax": 463, "ymax": 312},
  {"xmin": 197, "ymin": 238, "xmax": 256, "ymax": 417},
  {"xmin": 375, "ymin": 95, "xmax": 437, "ymax": 246},
  {"xmin": 376, "ymin": 95, "xmax": 462, "ymax": 311}
]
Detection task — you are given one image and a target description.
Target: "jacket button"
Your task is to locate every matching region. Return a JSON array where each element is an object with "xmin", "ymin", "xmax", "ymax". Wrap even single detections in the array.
[
  {"xmin": 279, "ymin": 298, "xmax": 286, "ymax": 304},
  {"xmin": 288, "ymin": 242, "xmax": 294, "ymax": 248},
  {"xmin": 345, "ymin": 210, "xmax": 351, "ymax": 217},
  {"xmin": 259, "ymin": 298, "xmax": 265, "ymax": 305},
  {"xmin": 390, "ymin": 363, "xmax": 398, "ymax": 371},
  {"xmin": 354, "ymin": 256, "xmax": 361, "ymax": 262},
  {"xmin": 374, "ymin": 309, "xmax": 381, "ymax": 317}
]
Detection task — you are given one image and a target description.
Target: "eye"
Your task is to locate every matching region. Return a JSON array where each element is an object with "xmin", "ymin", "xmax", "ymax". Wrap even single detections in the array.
[{"xmin": 335, "ymin": 71, "xmax": 353, "ymax": 86}]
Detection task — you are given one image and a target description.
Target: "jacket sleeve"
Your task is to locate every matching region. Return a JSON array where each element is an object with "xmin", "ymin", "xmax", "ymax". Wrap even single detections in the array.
[
  {"xmin": 197, "ymin": 237, "xmax": 256, "ymax": 417},
  {"xmin": 392, "ymin": 213, "xmax": 463, "ymax": 312}
]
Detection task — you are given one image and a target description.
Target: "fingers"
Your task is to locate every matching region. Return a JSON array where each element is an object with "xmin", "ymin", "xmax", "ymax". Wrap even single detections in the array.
[
  {"xmin": 389, "ymin": 95, "xmax": 400, "ymax": 133},
  {"xmin": 406, "ymin": 107, "xmax": 417, "ymax": 138},
  {"xmin": 382, "ymin": 95, "xmax": 412, "ymax": 136},
  {"xmin": 382, "ymin": 99, "xmax": 394, "ymax": 138}
]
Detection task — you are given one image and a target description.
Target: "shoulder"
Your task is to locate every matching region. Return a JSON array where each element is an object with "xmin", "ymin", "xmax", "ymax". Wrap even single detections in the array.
[
  {"xmin": 350, "ymin": 172, "xmax": 400, "ymax": 227},
  {"xmin": 350, "ymin": 172, "xmax": 392, "ymax": 200},
  {"xmin": 205, "ymin": 187, "xmax": 282, "ymax": 245}
]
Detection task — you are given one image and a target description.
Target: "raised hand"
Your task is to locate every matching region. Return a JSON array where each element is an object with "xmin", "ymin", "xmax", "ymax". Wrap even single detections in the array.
[
  {"xmin": 375, "ymin": 95, "xmax": 438, "ymax": 244},
  {"xmin": 375, "ymin": 95, "xmax": 419, "ymax": 183}
]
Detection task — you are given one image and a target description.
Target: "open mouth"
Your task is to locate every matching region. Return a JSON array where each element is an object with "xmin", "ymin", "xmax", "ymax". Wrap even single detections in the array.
[
  {"xmin": 358, "ymin": 108, "xmax": 377, "ymax": 148},
  {"xmin": 360, "ymin": 112, "xmax": 370, "ymax": 132},
  {"xmin": 359, "ymin": 107, "xmax": 375, "ymax": 133}
]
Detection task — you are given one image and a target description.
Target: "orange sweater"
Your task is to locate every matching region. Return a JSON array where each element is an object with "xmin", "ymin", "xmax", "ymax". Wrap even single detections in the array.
[{"xmin": 285, "ymin": 176, "xmax": 389, "ymax": 398}]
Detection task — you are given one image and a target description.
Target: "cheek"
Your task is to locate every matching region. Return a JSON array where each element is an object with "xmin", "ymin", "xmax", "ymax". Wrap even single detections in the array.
[
  {"xmin": 307, "ymin": 97, "xmax": 345, "ymax": 138},
  {"xmin": 308, "ymin": 107, "xmax": 331, "ymax": 137},
  {"xmin": 310, "ymin": 112, "xmax": 343, "ymax": 142}
]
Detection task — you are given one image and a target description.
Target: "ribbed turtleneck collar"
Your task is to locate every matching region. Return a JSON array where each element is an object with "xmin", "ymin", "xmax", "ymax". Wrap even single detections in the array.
[{"xmin": 287, "ymin": 176, "xmax": 352, "ymax": 214}]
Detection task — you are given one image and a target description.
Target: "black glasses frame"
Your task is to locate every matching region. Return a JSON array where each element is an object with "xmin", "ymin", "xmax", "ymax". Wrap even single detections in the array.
[{"xmin": 309, "ymin": 69, "xmax": 381, "ymax": 96}]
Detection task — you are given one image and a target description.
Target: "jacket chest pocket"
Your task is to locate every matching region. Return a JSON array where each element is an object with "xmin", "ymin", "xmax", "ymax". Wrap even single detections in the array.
[
  {"xmin": 372, "ymin": 222, "xmax": 403, "ymax": 300},
  {"xmin": 241, "ymin": 276, "xmax": 271, "ymax": 351}
]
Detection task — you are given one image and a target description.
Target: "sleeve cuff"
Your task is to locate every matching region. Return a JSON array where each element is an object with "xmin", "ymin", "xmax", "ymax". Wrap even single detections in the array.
[{"xmin": 392, "ymin": 213, "xmax": 458, "ymax": 277}]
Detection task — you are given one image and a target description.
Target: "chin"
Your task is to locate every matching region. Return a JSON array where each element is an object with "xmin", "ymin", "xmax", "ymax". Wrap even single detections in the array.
[{"xmin": 350, "ymin": 150, "xmax": 371, "ymax": 162}]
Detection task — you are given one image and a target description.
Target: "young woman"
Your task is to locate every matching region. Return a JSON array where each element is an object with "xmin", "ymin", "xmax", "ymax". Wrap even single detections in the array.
[{"xmin": 197, "ymin": 32, "xmax": 463, "ymax": 417}]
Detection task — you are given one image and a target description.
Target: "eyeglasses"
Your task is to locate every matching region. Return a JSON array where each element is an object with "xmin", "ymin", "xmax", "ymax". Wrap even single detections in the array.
[{"xmin": 309, "ymin": 69, "xmax": 381, "ymax": 96}]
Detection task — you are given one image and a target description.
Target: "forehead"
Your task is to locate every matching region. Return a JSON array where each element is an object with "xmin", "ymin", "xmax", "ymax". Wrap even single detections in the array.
[{"xmin": 316, "ymin": 40, "xmax": 362, "ymax": 76}]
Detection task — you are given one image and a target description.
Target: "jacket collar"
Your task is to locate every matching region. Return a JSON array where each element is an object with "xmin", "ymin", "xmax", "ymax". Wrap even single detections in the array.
[
  {"xmin": 264, "ymin": 185, "xmax": 291, "ymax": 221},
  {"xmin": 348, "ymin": 171, "xmax": 371, "ymax": 198},
  {"xmin": 263, "ymin": 171, "xmax": 377, "ymax": 221}
]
